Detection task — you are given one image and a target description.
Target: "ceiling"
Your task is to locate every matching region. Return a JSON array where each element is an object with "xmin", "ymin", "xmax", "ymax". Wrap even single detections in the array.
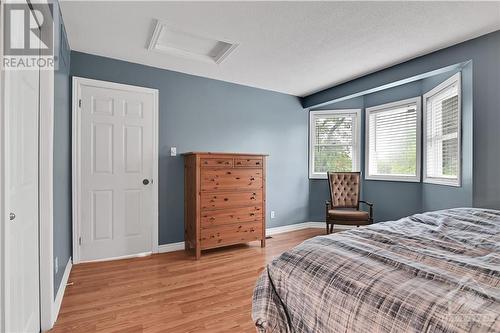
[{"xmin": 59, "ymin": 1, "xmax": 500, "ymax": 97}]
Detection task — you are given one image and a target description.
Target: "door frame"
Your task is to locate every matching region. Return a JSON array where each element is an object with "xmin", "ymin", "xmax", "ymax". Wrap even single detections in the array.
[
  {"xmin": 72, "ymin": 76, "xmax": 159, "ymax": 264},
  {"xmin": 39, "ymin": 63, "xmax": 55, "ymax": 330}
]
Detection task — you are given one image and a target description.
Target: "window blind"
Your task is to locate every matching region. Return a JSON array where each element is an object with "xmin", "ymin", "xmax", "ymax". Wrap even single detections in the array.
[
  {"xmin": 425, "ymin": 77, "xmax": 460, "ymax": 184},
  {"xmin": 310, "ymin": 111, "xmax": 359, "ymax": 177},
  {"xmin": 367, "ymin": 101, "xmax": 419, "ymax": 179}
]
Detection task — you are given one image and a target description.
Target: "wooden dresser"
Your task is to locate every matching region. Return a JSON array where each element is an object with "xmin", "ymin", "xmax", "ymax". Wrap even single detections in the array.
[{"xmin": 183, "ymin": 152, "xmax": 267, "ymax": 259}]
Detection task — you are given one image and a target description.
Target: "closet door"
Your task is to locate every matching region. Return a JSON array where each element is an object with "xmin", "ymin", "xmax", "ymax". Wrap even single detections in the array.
[{"xmin": 3, "ymin": 1, "xmax": 41, "ymax": 332}]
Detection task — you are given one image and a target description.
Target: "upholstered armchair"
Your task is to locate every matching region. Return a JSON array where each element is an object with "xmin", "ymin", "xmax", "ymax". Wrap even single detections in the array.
[{"xmin": 325, "ymin": 172, "xmax": 373, "ymax": 234}]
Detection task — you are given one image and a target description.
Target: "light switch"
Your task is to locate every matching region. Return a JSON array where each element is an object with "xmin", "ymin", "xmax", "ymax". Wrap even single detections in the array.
[{"xmin": 170, "ymin": 147, "xmax": 177, "ymax": 156}]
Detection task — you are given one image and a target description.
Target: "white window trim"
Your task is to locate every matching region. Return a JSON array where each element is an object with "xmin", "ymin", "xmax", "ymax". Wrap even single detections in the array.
[
  {"xmin": 309, "ymin": 109, "xmax": 361, "ymax": 179},
  {"xmin": 365, "ymin": 97, "xmax": 422, "ymax": 182},
  {"xmin": 423, "ymin": 72, "xmax": 462, "ymax": 187}
]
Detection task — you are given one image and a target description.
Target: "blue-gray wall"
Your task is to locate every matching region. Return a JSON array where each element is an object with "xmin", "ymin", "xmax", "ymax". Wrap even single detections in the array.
[
  {"xmin": 308, "ymin": 97, "xmax": 365, "ymax": 221},
  {"xmin": 53, "ymin": 8, "xmax": 72, "ymax": 297},
  {"xmin": 308, "ymin": 67, "xmax": 473, "ymax": 222},
  {"xmin": 70, "ymin": 51, "xmax": 309, "ymax": 245},
  {"xmin": 421, "ymin": 66, "xmax": 474, "ymax": 212},
  {"xmin": 53, "ymin": 28, "xmax": 497, "ymax": 296},
  {"xmin": 362, "ymin": 81, "xmax": 424, "ymax": 222},
  {"xmin": 303, "ymin": 30, "xmax": 500, "ymax": 211}
]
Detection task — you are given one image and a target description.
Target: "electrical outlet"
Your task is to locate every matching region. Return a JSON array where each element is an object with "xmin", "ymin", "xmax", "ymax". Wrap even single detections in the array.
[
  {"xmin": 270, "ymin": 211, "xmax": 276, "ymax": 219},
  {"xmin": 55, "ymin": 257, "xmax": 59, "ymax": 274},
  {"xmin": 170, "ymin": 147, "xmax": 177, "ymax": 156}
]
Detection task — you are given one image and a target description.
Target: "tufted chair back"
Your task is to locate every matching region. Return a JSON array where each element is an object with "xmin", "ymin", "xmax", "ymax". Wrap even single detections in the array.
[{"xmin": 327, "ymin": 172, "xmax": 360, "ymax": 209}]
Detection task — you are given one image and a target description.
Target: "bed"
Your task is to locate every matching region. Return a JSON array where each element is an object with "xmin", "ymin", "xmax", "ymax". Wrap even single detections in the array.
[{"xmin": 252, "ymin": 208, "xmax": 500, "ymax": 332}]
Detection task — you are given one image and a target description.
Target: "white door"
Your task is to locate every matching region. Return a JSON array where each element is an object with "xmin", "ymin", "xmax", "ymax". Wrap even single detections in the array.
[
  {"xmin": 75, "ymin": 78, "xmax": 158, "ymax": 262},
  {"xmin": 4, "ymin": 3, "xmax": 41, "ymax": 331}
]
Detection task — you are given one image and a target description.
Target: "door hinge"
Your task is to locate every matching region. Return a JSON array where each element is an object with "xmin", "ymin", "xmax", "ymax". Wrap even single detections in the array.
[
  {"xmin": 78, "ymin": 99, "xmax": 82, "ymax": 108},
  {"xmin": 78, "ymin": 236, "xmax": 82, "ymax": 246}
]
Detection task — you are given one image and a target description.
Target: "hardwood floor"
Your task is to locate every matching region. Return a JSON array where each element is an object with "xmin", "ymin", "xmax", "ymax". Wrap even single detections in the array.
[{"xmin": 50, "ymin": 228, "xmax": 325, "ymax": 333}]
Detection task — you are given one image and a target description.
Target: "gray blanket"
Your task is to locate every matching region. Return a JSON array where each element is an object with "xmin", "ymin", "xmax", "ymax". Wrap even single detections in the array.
[{"xmin": 252, "ymin": 208, "xmax": 500, "ymax": 333}]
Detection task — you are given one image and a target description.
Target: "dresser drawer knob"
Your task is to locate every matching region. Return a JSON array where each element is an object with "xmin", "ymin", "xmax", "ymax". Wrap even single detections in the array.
[{"xmin": 224, "ymin": 198, "xmax": 229, "ymax": 201}]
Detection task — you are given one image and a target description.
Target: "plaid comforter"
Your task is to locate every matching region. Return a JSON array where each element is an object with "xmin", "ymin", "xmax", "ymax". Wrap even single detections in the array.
[{"xmin": 252, "ymin": 208, "xmax": 500, "ymax": 333}]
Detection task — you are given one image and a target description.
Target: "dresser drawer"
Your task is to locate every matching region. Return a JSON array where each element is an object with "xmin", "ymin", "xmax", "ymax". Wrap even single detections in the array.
[
  {"xmin": 201, "ymin": 206, "xmax": 262, "ymax": 228},
  {"xmin": 200, "ymin": 222, "xmax": 263, "ymax": 249},
  {"xmin": 201, "ymin": 169, "xmax": 262, "ymax": 192},
  {"xmin": 234, "ymin": 157, "xmax": 263, "ymax": 168},
  {"xmin": 184, "ymin": 152, "xmax": 266, "ymax": 259},
  {"xmin": 201, "ymin": 190, "xmax": 262, "ymax": 210},
  {"xmin": 200, "ymin": 158, "xmax": 233, "ymax": 168}
]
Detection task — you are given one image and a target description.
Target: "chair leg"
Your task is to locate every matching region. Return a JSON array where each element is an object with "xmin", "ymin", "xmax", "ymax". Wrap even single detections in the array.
[
  {"xmin": 330, "ymin": 224, "xmax": 334, "ymax": 234},
  {"xmin": 326, "ymin": 223, "xmax": 329, "ymax": 235}
]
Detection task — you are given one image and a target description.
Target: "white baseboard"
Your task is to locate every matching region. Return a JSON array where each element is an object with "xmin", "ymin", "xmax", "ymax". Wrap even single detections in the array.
[
  {"xmin": 267, "ymin": 221, "xmax": 354, "ymax": 235},
  {"xmin": 52, "ymin": 257, "xmax": 72, "ymax": 325},
  {"xmin": 78, "ymin": 252, "xmax": 152, "ymax": 264},
  {"xmin": 306, "ymin": 222, "xmax": 356, "ymax": 231},
  {"xmin": 158, "ymin": 222, "xmax": 355, "ymax": 253},
  {"xmin": 158, "ymin": 241, "xmax": 185, "ymax": 253},
  {"xmin": 266, "ymin": 221, "xmax": 318, "ymax": 235}
]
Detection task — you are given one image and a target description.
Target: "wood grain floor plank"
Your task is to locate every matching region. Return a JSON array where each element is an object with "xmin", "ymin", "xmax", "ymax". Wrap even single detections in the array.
[{"xmin": 50, "ymin": 228, "xmax": 326, "ymax": 332}]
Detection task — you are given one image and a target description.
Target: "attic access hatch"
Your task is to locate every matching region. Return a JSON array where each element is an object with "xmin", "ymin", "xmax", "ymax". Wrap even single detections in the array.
[{"xmin": 148, "ymin": 20, "xmax": 238, "ymax": 64}]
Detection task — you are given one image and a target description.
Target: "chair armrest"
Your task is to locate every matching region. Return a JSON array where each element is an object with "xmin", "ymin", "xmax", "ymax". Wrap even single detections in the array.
[
  {"xmin": 359, "ymin": 200, "xmax": 373, "ymax": 221},
  {"xmin": 359, "ymin": 200, "xmax": 373, "ymax": 207},
  {"xmin": 325, "ymin": 201, "xmax": 332, "ymax": 223}
]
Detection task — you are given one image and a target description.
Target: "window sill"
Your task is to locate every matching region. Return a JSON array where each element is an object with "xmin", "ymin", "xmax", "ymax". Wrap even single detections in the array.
[
  {"xmin": 365, "ymin": 175, "xmax": 421, "ymax": 183},
  {"xmin": 309, "ymin": 173, "xmax": 328, "ymax": 180},
  {"xmin": 423, "ymin": 177, "xmax": 461, "ymax": 187}
]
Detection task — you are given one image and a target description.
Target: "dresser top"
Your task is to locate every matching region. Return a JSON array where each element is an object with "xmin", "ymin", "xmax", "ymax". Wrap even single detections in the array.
[{"xmin": 182, "ymin": 152, "xmax": 268, "ymax": 156}]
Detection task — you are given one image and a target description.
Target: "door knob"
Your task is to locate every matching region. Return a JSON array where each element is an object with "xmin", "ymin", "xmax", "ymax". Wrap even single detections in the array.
[
  {"xmin": 9, "ymin": 212, "xmax": 16, "ymax": 221},
  {"xmin": 143, "ymin": 179, "xmax": 150, "ymax": 185}
]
